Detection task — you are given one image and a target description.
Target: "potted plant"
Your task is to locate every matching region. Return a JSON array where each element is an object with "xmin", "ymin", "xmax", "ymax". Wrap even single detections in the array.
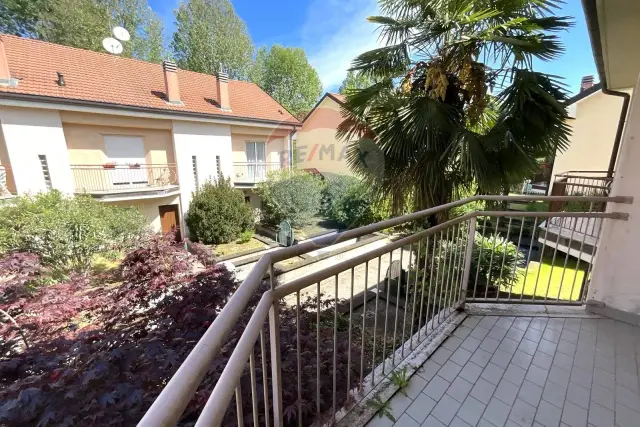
[
  {"xmin": 129, "ymin": 163, "xmax": 141, "ymax": 169},
  {"xmin": 103, "ymin": 162, "xmax": 116, "ymax": 169}
]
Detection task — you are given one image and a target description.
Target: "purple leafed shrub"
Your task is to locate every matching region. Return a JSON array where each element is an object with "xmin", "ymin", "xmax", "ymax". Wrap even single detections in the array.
[{"xmin": 0, "ymin": 234, "xmax": 362, "ymax": 426}]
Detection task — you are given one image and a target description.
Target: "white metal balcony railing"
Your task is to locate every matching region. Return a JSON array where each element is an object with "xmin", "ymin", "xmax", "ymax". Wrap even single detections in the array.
[
  {"xmin": 233, "ymin": 162, "xmax": 285, "ymax": 184},
  {"xmin": 71, "ymin": 164, "xmax": 178, "ymax": 194},
  {"xmin": 551, "ymin": 170, "xmax": 613, "ymax": 198},
  {"xmin": 138, "ymin": 194, "xmax": 631, "ymax": 427},
  {"xmin": 544, "ymin": 171, "xmax": 613, "ymax": 247},
  {"xmin": 0, "ymin": 164, "xmax": 16, "ymax": 196}
]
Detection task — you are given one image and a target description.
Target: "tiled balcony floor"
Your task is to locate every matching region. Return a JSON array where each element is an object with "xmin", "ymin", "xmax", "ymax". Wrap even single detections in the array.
[{"xmin": 366, "ymin": 313, "xmax": 640, "ymax": 427}]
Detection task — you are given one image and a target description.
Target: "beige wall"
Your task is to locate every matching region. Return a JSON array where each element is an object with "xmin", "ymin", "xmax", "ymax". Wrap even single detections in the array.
[
  {"xmin": 552, "ymin": 88, "xmax": 633, "ymax": 182},
  {"xmin": 106, "ymin": 195, "xmax": 181, "ymax": 233},
  {"xmin": 63, "ymin": 122, "xmax": 174, "ymax": 165},
  {"xmin": 231, "ymin": 134, "xmax": 286, "ymax": 163},
  {"xmin": 230, "ymin": 125, "xmax": 289, "ymax": 164},
  {"xmin": 296, "ymin": 96, "xmax": 352, "ymax": 176},
  {"xmin": 589, "ymin": 74, "xmax": 640, "ymax": 318}
]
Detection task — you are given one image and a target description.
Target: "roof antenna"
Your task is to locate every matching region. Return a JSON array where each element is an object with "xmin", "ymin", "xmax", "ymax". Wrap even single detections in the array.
[{"xmin": 102, "ymin": 26, "xmax": 130, "ymax": 55}]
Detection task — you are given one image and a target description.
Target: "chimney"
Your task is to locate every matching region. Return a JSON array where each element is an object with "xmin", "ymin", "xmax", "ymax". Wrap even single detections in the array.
[
  {"xmin": 0, "ymin": 38, "xmax": 18, "ymax": 87},
  {"xmin": 163, "ymin": 60, "xmax": 182, "ymax": 105},
  {"xmin": 580, "ymin": 75, "xmax": 595, "ymax": 91},
  {"xmin": 216, "ymin": 71, "xmax": 231, "ymax": 111}
]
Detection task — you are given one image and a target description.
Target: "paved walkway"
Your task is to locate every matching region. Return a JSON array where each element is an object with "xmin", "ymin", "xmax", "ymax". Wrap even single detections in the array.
[
  {"xmin": 366, "ymin": 314, "xmax": 640, "ymax": 427},
  {"xmin": 234, "ymin": 239, "xmax": 414, "ymax": 305}
]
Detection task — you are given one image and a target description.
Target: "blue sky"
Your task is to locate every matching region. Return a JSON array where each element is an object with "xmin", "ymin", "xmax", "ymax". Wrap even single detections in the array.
[{"xmin": 149, "ymin": 0, "xmax": 597, "ymax": 95}]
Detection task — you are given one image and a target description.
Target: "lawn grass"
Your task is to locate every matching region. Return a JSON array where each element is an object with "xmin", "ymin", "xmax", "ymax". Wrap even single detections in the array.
[
  {"xmin": 91, "ymin": 252, "xmax": 124, "ymax": 275},
  {"xmin": 503, "ymin": 254, "xmax": 586, "ymax": 301},
  {"xmin": 293, "ymin": 216, "xmax": 342, "ymax": 240},
  {"xmin": 213, "ymin": 237, "xmax": 266, "ymax": 257}
]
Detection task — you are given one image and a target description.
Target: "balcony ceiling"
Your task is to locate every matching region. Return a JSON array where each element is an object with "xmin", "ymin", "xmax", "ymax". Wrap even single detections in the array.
[{"xmin": 585, "ymin": 0, "xmax": 640, "ymax": 90}]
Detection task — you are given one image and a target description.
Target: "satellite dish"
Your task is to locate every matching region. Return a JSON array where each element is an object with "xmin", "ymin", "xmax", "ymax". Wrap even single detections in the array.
[
  {"xmin": 102, "ymin": 37, "xmax": 123, "ymax": 55},
  {"xmin": 113, "ymin": 26, "xmax": 131, "ymax": 42}
]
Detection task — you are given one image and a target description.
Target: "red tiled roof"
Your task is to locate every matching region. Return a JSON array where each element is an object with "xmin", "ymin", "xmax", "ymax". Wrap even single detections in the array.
[{"xmin": 0, "ymin": 34, "xmax": 299, "ymax": 125}]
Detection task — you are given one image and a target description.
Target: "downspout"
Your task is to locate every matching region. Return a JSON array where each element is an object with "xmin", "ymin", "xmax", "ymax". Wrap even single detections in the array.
[
  {"xmin": 603, "ymin": 84, "xmax": 630, "ymax": 178},
  {"xmin": 581, "ymin": 0, "xmax": 631, "ymax": 179},
  {"xmin": 288, "ymin": 129, "xmax": 295, "ymax": 169}
]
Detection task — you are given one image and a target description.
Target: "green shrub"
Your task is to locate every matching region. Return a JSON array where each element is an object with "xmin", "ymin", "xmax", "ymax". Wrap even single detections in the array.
[
  {"xmin": 0, "ymin": 191, "xmax": 148, "ymax": 272},
  {"xmin": 322, "ymin": 174, "xmax": 386, "ymax": 228},
  {"xmin": 186, "ymin": 178, "xmax": 254, "ymax": 244},
  {"xmin": 470, "ymin": 231, "xmax": 523, "ymax": 290},
  {"xmin": 256, "ymin": 170, "xmax": 324, "ymax": 227},
  {"xmin": 412, "ymin": 225, "xmax": 522, "ymax": 300},
  {"xmin": 322, "ymin": 174, "xmax": 358, "ymax": 215},
  {"xmin": 238, "ymin": 230, "xmax": 253, "ymax": 243}
]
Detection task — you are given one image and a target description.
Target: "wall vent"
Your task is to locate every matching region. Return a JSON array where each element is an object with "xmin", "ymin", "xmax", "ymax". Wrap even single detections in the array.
[{"xmin": 39, "ymin": 155, "xmax": 52, "ymax": 190}]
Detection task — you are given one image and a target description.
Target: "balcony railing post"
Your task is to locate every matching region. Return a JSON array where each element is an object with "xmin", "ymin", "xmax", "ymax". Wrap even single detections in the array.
[
  {"xmin": 268, "ymin": 263, "xmax": 284, "ymax": 427},
  {"xmin": 460, "ymin": 217, "xmax": 477, "ymax": 305}
]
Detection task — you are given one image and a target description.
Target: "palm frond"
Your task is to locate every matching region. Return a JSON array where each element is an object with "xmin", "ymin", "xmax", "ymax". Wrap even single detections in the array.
[
  {"xmin": 368, "ymin": 15, "xmax": 417, "ymax": 45},
  {"xmin": 349, "ymin": 44, "xmax": 410, "ymax": 78},
  {"xmin": 337, "ymin": 0, "xmax": 572, "ymax": 214}
]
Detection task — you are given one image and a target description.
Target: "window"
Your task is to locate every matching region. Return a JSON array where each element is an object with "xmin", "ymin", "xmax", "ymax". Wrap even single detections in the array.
[
  {"xmin": 246, "ymin": 141, "xmax": 266, "ymax": 180},
  {"xmin": 104, "ymin": 135, "xmax": 146, "ymax": 185},
  {"xmin": 245, "ymin": 196, "xmax": 251, "ymax": 204},
  {"xmin": 38, "ymin": 155, "xmax": 52, "ymax": 190},
  {"xmin": 192, "ymin": 155, "xmax": 199, "ymax": 188}
]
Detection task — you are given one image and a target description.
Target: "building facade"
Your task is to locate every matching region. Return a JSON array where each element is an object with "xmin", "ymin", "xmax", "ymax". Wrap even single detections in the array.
[
  {"xmin": 0, "ymin": 35, "xmax": 299, "ymax": 236},
  {"xmin": 295, "ymin": 92, "xmax": 353, "ymax": 177}
]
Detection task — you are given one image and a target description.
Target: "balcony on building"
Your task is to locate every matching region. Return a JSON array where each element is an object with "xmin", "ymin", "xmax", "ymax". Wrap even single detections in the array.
[
  {"xmin": 232, "ymin": 161, "xmax": 287, "ymax": 187},
  {"xmin": 71, "ymin": 163, "xmax": 179, "ymax": 201},
  {"xmin": 0, "ymin": 164, "xmax": 17, "ymax": 201},
  {"xmin": 537, "ymin": 171, "xmax": 613, "ymax": 262}
]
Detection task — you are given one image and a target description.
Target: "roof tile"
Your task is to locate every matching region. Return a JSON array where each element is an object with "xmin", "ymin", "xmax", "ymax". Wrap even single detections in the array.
[{"xmin": 0, "ymin": 34, "xmax": 299, "ymax": 125}]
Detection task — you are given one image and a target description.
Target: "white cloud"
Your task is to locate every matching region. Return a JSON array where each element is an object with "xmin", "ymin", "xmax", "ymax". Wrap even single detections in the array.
[{"xmin": 301, "ymin": 0, "xmax": 381, "ymax": 92}]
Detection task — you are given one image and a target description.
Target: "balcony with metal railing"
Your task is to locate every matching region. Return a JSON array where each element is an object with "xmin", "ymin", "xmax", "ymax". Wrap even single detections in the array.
[
  {"xmin": 233, "ymin": 162, "xmax": 286, "ymax": 186},
  {"xmin": 0, "ymin": 164, "xmax": 17, "ymax": 199},
  {"xmin": 71, "ymin": 164, "xmax": 179, "ymax": 200},
  {"xmin": 137, "ymin": 193, "xmax": 634, "ymax": 427},
  {"xmin": 537, "ymin": 171, "xmax": 614, "ymax": 262}
]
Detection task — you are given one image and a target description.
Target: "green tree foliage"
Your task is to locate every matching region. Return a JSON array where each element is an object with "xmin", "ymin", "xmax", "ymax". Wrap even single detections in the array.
[
  {"xmin": 256, "ymin": 170, "xmax": 324, "ymax": 227},
  {"xmin": 339, "ymin": 0, "xmax": 572, "ymax": 217},
  {"xmin": 338, "ymin": 70, "xmax": 375, "ymax": 94},
  {"xmin": 36, "ymin": 0, "xmax": 110, "ymax": 52},
  {"xmin": 106, "ymin": 0, "xmax": 166, "ymax": 62},
  {"xmin": 249, "ymin": 45, "xmax": 323, "ymax": 116},
  {"xmin": 0, "ymin": 0, "xmax": 49, "ymax": 36},
  {"xmin": 186, "ymin": 178, "xmax": 255, "ymax": 245},
  {"xmin": 3, "ymin": 0, "xmax": 164, "ymax": 63},
  {"xmin": 322, "ymin": 174, "xmax": 386, "ymax": 228},
  {"xmin": 0, "ymin": 191, "xmax": 148, "ymax": 272},
  {"xmin": 172, "ymin": 0, "xmax": 254, "ymax": 78}
]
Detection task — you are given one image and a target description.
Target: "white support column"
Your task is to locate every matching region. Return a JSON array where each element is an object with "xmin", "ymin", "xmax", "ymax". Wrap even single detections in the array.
[
  {"xmin": 588, "ymin": 73, "xmax": 640, "ymax": 321},
  {"xmin": 171, "ymin": 121, "xmax": 233, "ymax": 236}
]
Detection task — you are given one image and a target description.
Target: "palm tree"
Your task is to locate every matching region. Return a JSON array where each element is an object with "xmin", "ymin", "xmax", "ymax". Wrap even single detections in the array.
[{"xmin": 338, "ymin": 0, "xmax": 572, "ymax": 218}]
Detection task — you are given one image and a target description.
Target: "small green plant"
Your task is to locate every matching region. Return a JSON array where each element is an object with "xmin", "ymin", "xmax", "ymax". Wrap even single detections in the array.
[
  {"xmin": 389, "ymin": 366, "xmax": 411, "ymax": 396},
  {"xmin": 367, "ymin": 395, "xmax": 395, "ymax": 422},
  {"xmin": 237, "ymin": 230, "xmax": 253, "ymax": 244}
]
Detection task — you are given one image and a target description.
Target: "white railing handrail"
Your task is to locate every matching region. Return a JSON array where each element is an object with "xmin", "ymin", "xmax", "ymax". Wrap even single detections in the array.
[{"xmin": 138, "ymin": 194, "xmax": 632, "ymax": 427}]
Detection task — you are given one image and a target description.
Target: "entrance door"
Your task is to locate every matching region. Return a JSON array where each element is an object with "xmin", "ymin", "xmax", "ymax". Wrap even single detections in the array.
[
  {"xmin": 159, "ymin": 205, "xmax": 181, "ymax": 241},
  {"xmin": 246, "ymin": 141, "xmax": 266, "ymax": 181}
]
